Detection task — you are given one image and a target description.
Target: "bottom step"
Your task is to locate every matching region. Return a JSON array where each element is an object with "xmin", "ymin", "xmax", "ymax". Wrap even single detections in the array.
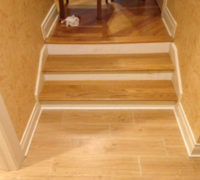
[{"xmin": 39, "ymin": 80, "xmax": 177, "ymax": 103}]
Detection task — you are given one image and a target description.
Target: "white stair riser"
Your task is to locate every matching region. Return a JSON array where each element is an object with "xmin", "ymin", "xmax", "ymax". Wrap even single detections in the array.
[
  {"xmin": 41, "ymin": 102, "xmax": 176, "ymax": 110},
  {"xmin": 44, "ymin": 72, "xmax": 173, "ymax": 81},
  {"xmin": 47, "ymin": 43, "xmax": 170, "ymax": 55}
]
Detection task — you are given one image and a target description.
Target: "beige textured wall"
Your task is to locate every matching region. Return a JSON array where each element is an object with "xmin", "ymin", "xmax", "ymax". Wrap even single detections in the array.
[
  {"xmin": 0, "ymin": 0, "xmax": 53, "ymax": 140},
  {"xmin": 167, "ymin": 1, "xmax": 200, "ymax": 142}
]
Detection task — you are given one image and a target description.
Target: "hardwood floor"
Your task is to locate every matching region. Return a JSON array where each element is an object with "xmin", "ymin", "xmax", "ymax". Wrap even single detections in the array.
[
  {"xmin": 1, "ymin": 110, "xmax": 200, "ymax": 179},
  {"xmin": 46, "ymin": 0, "xmax": 171, "ymax": 44},
  {"xmin": 44, "ymin": 54, "xmax": 174, "ymax": 73},
  {"xmin": 39, "ymin": 80, "xmax": 177, "ymax": 102}
]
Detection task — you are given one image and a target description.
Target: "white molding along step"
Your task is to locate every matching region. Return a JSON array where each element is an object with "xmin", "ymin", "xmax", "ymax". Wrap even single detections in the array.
[
  {"xmin": 35, "ymin": 45, "xmax": 48, "ymax": 98},
  {"xmin": 20, "ymin": 102, "xmax": 42, "ymax": 156},
  {"xmin": 47, "ymin": 43, "xmax": 171, "ymax": 55},
  {"xmin": 41, "ymin": 3, "xmax": 59, "ymax": 39},
  {"xmin": 169, "ymin": 43, "xmax": 183, "ymax": 100},
  {"xmin": 162, "ymin": 6, "xmax": 177, "ymax": 38},
  {"xmin": 174, "ymin": 103, "xmax": 200, "ymax": 157}
]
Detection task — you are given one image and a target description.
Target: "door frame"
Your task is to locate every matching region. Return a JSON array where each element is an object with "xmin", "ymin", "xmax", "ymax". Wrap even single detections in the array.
[{"xmin": 0, "ymin": 93, "xmax": 24, "ymax": 171}]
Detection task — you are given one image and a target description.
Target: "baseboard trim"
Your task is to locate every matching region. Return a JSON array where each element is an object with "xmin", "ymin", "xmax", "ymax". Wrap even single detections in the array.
[
  {"xmin": 169, "ymin": 43, "xmax": 183, "ymax": 100},
  {"xmin": 47, "ymin": 43, "xmax": 171, "ymax": 55},
  {"xmin": 162, "ymin": 0, "xmax": 168, "ymax": 11},
  {"xmin": 35, "ymin": 45, "xmax": 48, "ymax": 99},
  {"xmin": 41, "ymin": 3, "xmax": 59, "ymax": 39},
  {"xmin": 162, "ymin": 6, "xmax": 177, "ymax": 37},
  {"xmin": 20, "ymin": 102, "xmax": 42, "ymax": 156},
  {"xmin": 174, "ymin": 102, "xmax": 200, "ymax": 157}
]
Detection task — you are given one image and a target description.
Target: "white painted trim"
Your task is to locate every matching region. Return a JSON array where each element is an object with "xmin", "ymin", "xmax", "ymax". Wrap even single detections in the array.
[
  {"xmin": 174, "ymin": 102, "xmax": 200, "ymax": 157},
  {"xmin": 35, "ymin": 45, "xmax": 48, "ymax": 99},
  {"xmin": 162, "ymin": 6, "xmax": 177, "ymax": 37},
  {"xmin": 155, "ymin": 0, "xmax": 163, "ymax": 10},
  {"xmin": 0, "ymin": 93, "xmax": 24, "ymax": 170},
  {"xmin": 44, "ymin": 72, "xmax": 173, "ymax": 81},
  {"xmin": 47, "ymin": 43, "xmax": 171, "ymax": 55},
  {"xmin": 41, "ymin": 3, "xmax": 59, "ymax": 39},
  {"xmin": 41, "ymin": 103, "xmax": 175, "ymax": 110},
  {"xmin": 20, "ymin": 102, "xmax": 42, "ymax": 156},
  {"xmin": 169, "ymin": 43, "xmax": 183, "ymax": 100},
  {"xmin": 162, "ymin": 0, "xmax": 168, "ymax": 11}
]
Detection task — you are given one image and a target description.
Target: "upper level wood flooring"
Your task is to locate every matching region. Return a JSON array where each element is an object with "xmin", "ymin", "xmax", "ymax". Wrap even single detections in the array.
[{"xmin": 46, "ymin": 0, "xmax": 171, "ymax": 44}]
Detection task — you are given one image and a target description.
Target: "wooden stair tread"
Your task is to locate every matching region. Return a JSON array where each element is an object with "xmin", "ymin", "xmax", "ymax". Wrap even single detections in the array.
[
  {"xmin": 43, "ymin": 54, "xmax": 174, "ymax": 73},
  {"xmin": 39, "ymin": 80, "xmax": 177, "ymax": 102}
]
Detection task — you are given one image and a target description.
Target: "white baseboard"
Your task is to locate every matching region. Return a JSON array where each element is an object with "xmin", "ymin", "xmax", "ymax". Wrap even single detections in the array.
[
  {"xmin": 41, "ymin": 3, "xmax": 59, "ymax": 39},
  {"xmin": 35, "ymin": 45, "xmax": 48, "ymax": 99},
  {"xmin": 20, "ymin": 102, "xmax": 42, "ymax": 156},
  {"xmin": 169, "ymin": 43, "xmax": 183, "ymax": 100},
  {"xmin": 162, "ymin": 6, "xmax": 177, "ymax": 37},
  {"xmin": 0, "ymin": 93, "xmax": 24, "ymax": 170},
  {"xmin": 174, "ymin": 102, "xmax": 200, "ymax": 157},
  {"xmin": 47, "ymin": 43, "xmax": 170, "ymax": 55},
  {"xmin": 162, "ymin": 0, "xmax": 168, "ymax": 11}
]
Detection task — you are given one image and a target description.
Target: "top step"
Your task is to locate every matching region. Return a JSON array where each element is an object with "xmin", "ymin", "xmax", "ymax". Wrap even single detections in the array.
[{"xmin": 43, "ymin": 54, "xmax": 174, "ymax": 73}]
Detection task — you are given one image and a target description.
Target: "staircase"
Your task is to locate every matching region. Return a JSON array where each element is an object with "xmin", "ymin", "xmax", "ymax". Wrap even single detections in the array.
[
  {"xmin": 39, "ymin": 52, "xmax": 177, "ymax": 106},
  {"xmin": 39, "ymin": 0, "xmax": 178, "ymax": 107}
]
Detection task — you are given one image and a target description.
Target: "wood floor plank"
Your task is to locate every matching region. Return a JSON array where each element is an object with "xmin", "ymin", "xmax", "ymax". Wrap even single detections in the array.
[
  {"xmin": 43, "ymin": 54, "xmax": 174, "ymax": 73},
  {"xmin": 20, "ymin": 177, "xmax": 49, "ymax": 180},
  {"xmin": 62, "ymin": 110, "xmax": 134, "ymax": 124},
  {"xmin": 30, "ymin": 138, "xmax": 166, "ymax": 157},
  {"xmin": 140, "ymin": 157, "xmax": 200, "ymax": 176},
  {"xmin": 52, "ymin": 155, "xmax": 140, "ymax": 176},
  {"xmin": 46, "ymin": 0, "xmax": 171, "ymax": 44},
  {"xmin": 133, "ymin": 110, "xmax": 177, "ymax": 126},
  {"xmin": 60, "ymin": 123, "xmax": 110, "ymax": 138},
  {"xmin": 39, "ymin": 80, "xmax": 177, "ymax": 102},
  {"xmin": 110, "ymin": 123, "xmax": 180, "ymax": 138},
  {"xmin": 49, "ymin": 177, "xmax": 135, "ymax": 180}
]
